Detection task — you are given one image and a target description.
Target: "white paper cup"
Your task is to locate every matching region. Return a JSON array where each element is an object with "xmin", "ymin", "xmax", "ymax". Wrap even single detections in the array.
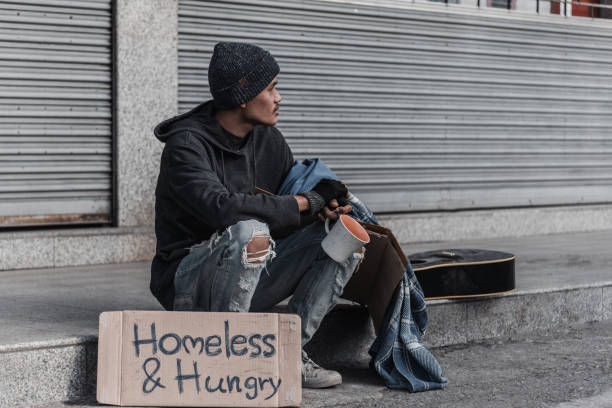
[{"xmin": 321, "ymin": 214, "xmax": 370, "ymax": 264}]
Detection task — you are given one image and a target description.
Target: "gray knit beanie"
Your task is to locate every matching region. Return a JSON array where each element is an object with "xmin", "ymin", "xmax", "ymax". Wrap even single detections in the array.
[{"xmin": 208, "ymin": 42, "xmax": 280, "ymax": 110}]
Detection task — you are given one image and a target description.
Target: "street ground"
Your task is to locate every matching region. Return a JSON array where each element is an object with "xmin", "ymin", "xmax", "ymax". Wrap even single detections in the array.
[{"xmin": 305, "ymin": 319, "xmax": 612, "ymax": 408}]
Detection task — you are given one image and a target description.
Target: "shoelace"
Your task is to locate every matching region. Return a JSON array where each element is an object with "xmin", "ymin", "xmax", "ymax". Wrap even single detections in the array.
[{"xmin": 302, "ymin": 352, "xmax": 321, "ymax": 377}]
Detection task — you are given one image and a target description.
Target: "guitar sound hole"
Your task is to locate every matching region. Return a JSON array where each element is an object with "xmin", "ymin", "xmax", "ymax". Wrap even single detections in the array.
[{"xmin": 410, "ymin": 259, "xmax": 427, "ymax": 264}]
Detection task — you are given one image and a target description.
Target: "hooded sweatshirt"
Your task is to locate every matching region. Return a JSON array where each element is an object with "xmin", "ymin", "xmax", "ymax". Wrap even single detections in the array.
[{"xmin": 151, "ymin": 100, "xmax": 301, "ymax": 310}]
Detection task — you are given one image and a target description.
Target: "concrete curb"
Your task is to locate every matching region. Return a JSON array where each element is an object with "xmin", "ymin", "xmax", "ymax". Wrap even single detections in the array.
[
  {"xmin": 2, "ymin": 281, "xmax": 610, "ymax": 408},
  {"xmin": 305, "ymin": 281, "xmax": 612, "ymax": 367}
]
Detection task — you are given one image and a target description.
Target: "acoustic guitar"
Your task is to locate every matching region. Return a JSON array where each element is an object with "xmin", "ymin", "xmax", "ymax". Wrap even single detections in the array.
[{"xmin": 408, "ymin": 249, "xmax": 515, "ymax": 300}]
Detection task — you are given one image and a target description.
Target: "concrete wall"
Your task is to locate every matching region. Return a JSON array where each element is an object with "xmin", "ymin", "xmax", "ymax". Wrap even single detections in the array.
[
  {"xmin": 379, "ymin": 204, "xmax": 612, "ymax": 244},
  {"xmin": 0, "ymin": 226, "xmax": 155, "ymax": 271},
  {"xmin": 116, "ymin": 0, "xmax": 178, "ymax": 227},
  {"xmin": 0, "ymin": 0, "xmax": 177, "ymax": 272}
]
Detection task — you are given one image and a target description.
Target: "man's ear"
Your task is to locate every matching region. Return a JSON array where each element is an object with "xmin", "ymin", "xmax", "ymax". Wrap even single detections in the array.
[{"xmin": 240, "ymin": 103, "xmax": 247, "ymax": 109}]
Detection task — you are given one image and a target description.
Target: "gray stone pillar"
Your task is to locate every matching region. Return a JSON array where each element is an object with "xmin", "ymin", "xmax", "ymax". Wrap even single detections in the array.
[{"xmin": 115, "ymin": 0, "xmax": 178, "ymax": 227}]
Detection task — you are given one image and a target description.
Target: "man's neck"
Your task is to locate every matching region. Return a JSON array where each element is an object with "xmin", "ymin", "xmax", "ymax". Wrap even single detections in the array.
[{"xmin": 215, "ymin": 108, "xmax": 253, "ymax": 138}]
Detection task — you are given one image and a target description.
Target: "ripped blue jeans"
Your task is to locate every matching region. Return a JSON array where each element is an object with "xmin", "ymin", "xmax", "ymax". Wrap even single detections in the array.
[{"xmin": 173, "ymin": 219, "xmax": 364, "ymax": 346}]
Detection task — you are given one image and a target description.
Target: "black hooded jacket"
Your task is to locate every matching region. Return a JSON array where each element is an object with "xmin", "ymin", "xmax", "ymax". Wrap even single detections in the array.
[{"xmin": 151, "ymin": 100, "xmax": 301, "ymax": 310}]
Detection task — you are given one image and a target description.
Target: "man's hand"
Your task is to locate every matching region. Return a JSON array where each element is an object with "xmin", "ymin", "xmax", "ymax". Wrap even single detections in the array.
[
  {"xmin": 298, "ymin": 179, "xmax": 349, "ymax": 216},
  {"xmin": 317, "ymin": 198, "xmax": 352, "ymax": 222},
  {"xmin": 312, "ymin": 179, "xmax": 348, "ymax": 204}
]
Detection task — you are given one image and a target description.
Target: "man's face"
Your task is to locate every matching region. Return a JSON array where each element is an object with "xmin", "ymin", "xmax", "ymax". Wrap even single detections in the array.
[{"xmin": 243, "ymin": 77, "xmax": 282, "ymax": 126}]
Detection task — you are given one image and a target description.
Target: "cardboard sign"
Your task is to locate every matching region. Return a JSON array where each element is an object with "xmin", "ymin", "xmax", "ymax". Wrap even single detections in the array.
[{"xmin": 97, "ymin": 311, "xmax": 301, "ymax": 407}]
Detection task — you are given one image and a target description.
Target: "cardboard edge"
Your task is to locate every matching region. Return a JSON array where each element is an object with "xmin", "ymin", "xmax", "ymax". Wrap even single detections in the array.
[
  {"xmin": 278, "ymin": 314, "xmax": 302, "ymax": 407},
  {"xmin": 97, "ymin": 311, "xmax": 123, "ymax": 405}
]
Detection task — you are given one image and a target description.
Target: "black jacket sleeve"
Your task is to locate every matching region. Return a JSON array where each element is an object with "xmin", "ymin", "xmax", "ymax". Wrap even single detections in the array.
[
  {"xmin": 280, "ymin": 135, "xmax": 295, "ymax": 185},
  {"xmin": 165, "ymin": 134, "xmax": 301, "ymax": 233}
]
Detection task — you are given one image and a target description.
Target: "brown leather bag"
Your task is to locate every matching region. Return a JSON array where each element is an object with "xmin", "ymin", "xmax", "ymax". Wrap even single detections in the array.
[{"xmin": 341, "ymin": 223, "xmax": 408, "ymax": 334}]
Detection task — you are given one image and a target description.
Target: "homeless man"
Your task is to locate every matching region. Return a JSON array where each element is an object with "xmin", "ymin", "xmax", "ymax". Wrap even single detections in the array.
[{"xmin": 150, "ymin": 42, "xmax": 364, "ymax": 389}]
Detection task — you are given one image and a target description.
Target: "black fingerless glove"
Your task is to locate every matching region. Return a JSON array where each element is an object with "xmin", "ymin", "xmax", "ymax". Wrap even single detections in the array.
[
  {"xmin": 312, "ymin": 179, "xmax": 348, "ymax": 204},
  {"xmin": 336, "ymin": 196, "xmax": 350, "ymax": 207}
]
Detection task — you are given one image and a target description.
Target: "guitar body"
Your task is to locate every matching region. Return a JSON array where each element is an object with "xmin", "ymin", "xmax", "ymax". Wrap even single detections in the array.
[{"xmin": 409, "ymin": 249, "xmax": 515, "ymax": 300}]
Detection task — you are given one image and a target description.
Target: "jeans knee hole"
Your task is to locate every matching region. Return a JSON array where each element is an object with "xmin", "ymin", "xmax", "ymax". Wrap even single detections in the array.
[{"xmin": 242, "ymin": 232, "xmax": 275, "ymax": 266}]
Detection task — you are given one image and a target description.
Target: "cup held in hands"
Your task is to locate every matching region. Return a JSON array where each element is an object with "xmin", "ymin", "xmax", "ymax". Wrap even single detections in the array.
[{"xmin": 322, "ymin": 214, "xmax": 370, "ymax": 264}]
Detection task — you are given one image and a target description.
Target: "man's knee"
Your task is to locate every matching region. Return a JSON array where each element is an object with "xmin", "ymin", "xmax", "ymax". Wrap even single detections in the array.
[
  {"xmin": 246, "ymin": 235, "xmax": 270, "ymax": 264},
  {"xmin": 228, "ymin": 220, "xmax": 274, "ymax": 266}
]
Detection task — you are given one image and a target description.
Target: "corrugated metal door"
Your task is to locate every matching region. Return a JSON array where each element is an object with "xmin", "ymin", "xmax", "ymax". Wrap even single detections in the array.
[
  {"xmin": 178, "ymin": 0, "xmax": 612, "ymax": 213},
  {"xmin": 0, "ymin": 0, "xmax": 112, "ymax": 227}
]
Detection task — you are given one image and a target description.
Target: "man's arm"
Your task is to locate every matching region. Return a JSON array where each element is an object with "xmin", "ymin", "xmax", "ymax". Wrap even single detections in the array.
[
  {"xmin": 298, "ymin": 179, "xmax": 353, "ymax": 221},
  {"xmin": 166, "ymin": 139, "xmax": 301, "ymax": 232},
  {"xmin": 294, "ymin": 195, "xmax": 310, "ymax": 212}
]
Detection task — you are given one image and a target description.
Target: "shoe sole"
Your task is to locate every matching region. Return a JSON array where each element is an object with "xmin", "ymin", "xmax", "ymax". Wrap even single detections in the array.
[{"xmin": 302, "ymin": 374, "xmax": 343, "ymax": 389}]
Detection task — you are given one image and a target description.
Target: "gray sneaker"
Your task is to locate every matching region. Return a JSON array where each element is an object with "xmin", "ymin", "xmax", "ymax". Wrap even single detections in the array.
[{"xmin": 301, "ymin": 350, "xmax": 342, "ymax": 388}]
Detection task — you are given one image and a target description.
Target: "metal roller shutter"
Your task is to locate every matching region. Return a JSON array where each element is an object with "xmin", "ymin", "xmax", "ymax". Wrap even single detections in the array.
[
  {"xmin": 178, "ymin": 0, "xmax": 612, "ymax": 213},
  {"xmin": 0, "ymin": 0, "xmax": 112, "ymax": 227}
]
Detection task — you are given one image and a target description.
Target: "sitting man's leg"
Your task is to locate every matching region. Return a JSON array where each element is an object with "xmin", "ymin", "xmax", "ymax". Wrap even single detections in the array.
[
  {"xmin": 249, "ymin": 220, "xmax": 365, "ymax": 388},
  {"xmin": 173, "ymin": 219, "xmax": 274, "ymax": 312}
]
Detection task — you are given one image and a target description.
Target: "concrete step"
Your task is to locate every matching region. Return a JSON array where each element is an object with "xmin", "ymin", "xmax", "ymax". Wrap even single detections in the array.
[{"xmin": 1, "ymin": 230, "xmax": 611, "ymax": 408}]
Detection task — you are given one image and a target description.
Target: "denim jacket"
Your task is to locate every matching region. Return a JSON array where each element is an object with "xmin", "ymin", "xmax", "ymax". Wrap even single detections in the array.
[{"xmin": 279, "ymin": 158, "xmax": 448, "ymax": 392}]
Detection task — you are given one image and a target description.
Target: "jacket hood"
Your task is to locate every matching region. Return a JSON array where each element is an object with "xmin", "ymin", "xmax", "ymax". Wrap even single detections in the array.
[{"xmin": 154, "ymin": 100, "xmax": 248, "ymax": 154}]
